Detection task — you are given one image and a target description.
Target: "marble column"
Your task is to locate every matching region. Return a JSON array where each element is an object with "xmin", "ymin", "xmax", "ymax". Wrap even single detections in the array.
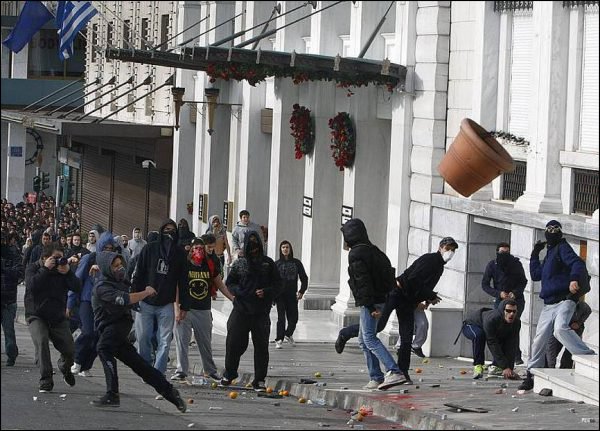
[{"xmin": 515, "ymin": 2, "xmax": 569, "ymax": 214}]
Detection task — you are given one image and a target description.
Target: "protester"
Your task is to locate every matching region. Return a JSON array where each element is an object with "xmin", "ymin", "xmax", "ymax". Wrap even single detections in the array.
[
  {"xmin": 206, "ymin": 215, "xmax": 232, "ymax": 270},
  {"xmin": 91, "ymin": 251, "xmax": 186, "ymax": 412},
  {"xmin": 127, "ymin": 227, "xmax": 147, "ymax": 260},
  {"xmin": 1, "ymin": 231, "xmax": 24, "ymax": 366},
  {"xmin": 274, "ymin": 240, "xmax": 308, "ymax": 349},
  {"xmin": 546, "ymin": 298, "xmax": 592, "ymax": 369},
  {"xmin": 231, "ymin": 210, "xmax": 263, "ymax": 259}
]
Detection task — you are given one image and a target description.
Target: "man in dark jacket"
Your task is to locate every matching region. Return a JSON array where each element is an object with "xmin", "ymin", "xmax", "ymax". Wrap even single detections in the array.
[
  {"xmin": 341, "ymin": 219, "xmax": 405, "ymax": 390},
  {"xmin": 221, "ymin": 231, "xmax": 281, "ymax": 391},
  {"xmin": 481, "ymin": 242, "xmax": 528, "ymax": 365},
  {"xmin": 90, "ymin": 251, "xmax": 186, "ymax": 411},
  {"xmin": 461, "ymin": 299, "xmax": 521, "ymax": 379},
  {"xmin": 132, "ymin": 220, "xmax": 190, "ymax": 375},
  {"xmin": 24, "ymin": 243, "xmax": 81, "ymax": 392},
  {"xmin": 519, "ymin": 220, "xmax": 596, "ymax": 391},
  {"xmin": 1, "ymin": 232, "xmax": 24, "ymax": 366}
]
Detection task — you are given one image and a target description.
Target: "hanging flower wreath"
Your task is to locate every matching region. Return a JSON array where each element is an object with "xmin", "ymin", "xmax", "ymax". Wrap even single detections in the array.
[
  {"xmin": 328, "ymin": 112, "xmax": 355, "ymax": 171},
  {"xmin": 290, "ymin": 104, "xmax": 315, "ymax": 159}
]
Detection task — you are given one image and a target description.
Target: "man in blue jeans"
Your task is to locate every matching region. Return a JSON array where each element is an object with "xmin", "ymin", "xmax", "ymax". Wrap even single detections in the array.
[
  {"xmin": 519, "ymin": 220, "xmax": 596, "ymax": 391},
  {"xmin": 341, "ymin": 218, "xmax": 404, "ymax": 390}
]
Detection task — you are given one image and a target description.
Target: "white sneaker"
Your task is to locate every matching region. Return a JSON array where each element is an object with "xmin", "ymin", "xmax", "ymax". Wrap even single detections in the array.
[
  {"xmin": 71, "ymin": 363, "xmax": 81, "ymax": 374},
  {"xmin": 363, "ymin": 380, "xmax": 382, "ymax": 390},
  {"xmin": 284, "ymin": 336, "xmax": 295, "ymax": 346},
  {"xmin": 275, "ymin": 340, "xmax": 283, "ymax": 349},
  {"xmin": 378, "ymin": 371, "xmax": 406, "ymax": 390},
  {"xmin": 78, "ymin": 370, "xmax": 92, "ymax": 377}
]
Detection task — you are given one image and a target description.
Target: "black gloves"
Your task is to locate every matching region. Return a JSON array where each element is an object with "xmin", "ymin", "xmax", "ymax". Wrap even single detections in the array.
[{"xmin": 531, "ymin": 241, "xmax": 546, "ymax": 257}]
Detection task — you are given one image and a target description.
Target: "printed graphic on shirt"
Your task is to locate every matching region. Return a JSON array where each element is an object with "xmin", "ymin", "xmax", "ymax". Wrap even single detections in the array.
[
  {"xmin": 157, "ymin": 259, "xmax": 169, "ymax": 275},
  {"xmin": 189, "ymin": 270, "xmax": 211, "ymax": 301},
  {"xmin": 278, "ymin": 260, "xmax": 298, "ymax": 281}
]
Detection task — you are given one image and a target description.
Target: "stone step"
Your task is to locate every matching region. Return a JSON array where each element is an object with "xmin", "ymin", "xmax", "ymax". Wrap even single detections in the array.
[
  {"xmin": 573, "ymin": 354, "xmax": 599, "ymax": 382},
  {"xmin": 531, "ymin": 368, "xmax": 599, "ymax": 406}
]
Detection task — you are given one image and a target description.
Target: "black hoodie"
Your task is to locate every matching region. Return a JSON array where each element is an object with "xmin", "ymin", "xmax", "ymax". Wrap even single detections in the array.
[
  {"xmin": 226, "ymin": 231, "xmax": 281, "ymax": 315},
  {"xmin": 92, "ymin": 251, "xmax": 132, "ymax": 331},
  {"xmin": 464, "ymin": 299, "xmax": 521, "ymax": 370},
  {"xmin": 341, "ymin": 219, "xmax": 389, "ymax": 308},
  {"xmin": 131, "ymin": 219, "xmax": 190, "ymax": 310}
]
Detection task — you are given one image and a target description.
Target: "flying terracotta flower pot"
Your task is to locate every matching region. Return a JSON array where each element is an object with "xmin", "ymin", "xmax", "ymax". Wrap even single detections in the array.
[{"xmin": 438, "ymin": 118, "xmax": 515, "ymax": 197}]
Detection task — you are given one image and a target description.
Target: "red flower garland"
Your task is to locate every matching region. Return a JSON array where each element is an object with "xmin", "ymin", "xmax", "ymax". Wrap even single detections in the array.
[
  {"xmin": 328, "ymin": 112, "xmax": 355, "ymax": 171},
  {"xmin": 290, "ymin": 104, "xmax": 314, "ymax": 159}
]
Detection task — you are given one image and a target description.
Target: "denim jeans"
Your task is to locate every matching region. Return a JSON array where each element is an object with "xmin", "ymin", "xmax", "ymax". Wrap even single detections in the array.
[
  {"xmin": 358, "ymin": 304, "xmax": 400, "ymax": 382},
  {"xmin": 462, "ymin": 323, "xmax": 486, "ymax": 365},
  {"xmin": 1, "ymin": 302, "xmax": 18, "ymax": 361},
  {"xmin": 412, "ymin": 308, "xmax": 429, "ymax": 349},
  {"xmin": 527, "ymin": 300, "xmax": 595, "ymax": 371},
  {"xmin": 74, "ymin": 301, "xmax": 98, "ymax": 371},
  {"xmin": 136, "ymin": 301, "xmax": 175, "ymax": 375}
]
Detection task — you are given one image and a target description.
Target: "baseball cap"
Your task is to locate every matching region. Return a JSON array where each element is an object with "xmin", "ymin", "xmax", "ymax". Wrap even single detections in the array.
[{"xmin": 439, "ymin": 237, "xmax": 458, "ymax": 248}]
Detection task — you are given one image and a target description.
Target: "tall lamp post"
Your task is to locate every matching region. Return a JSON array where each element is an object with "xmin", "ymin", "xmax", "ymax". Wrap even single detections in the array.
[{"xmin": 142, "ymin": 159, "xmax": 156, "ymax": 236}]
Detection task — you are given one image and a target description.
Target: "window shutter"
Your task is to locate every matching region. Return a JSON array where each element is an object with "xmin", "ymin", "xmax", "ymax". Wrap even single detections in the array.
[
  {"xmin": 579, "ymin": 8, "xmax": 599, "ymax": 152},
  {"xmin": 508, "ymin": 12, "xmax": 533, "ymax": 140}
]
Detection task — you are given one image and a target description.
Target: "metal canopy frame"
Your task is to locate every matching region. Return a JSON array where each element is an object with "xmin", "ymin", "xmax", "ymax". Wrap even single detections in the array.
[{"xmin": 105, "ymin": 46, "xmax": 406, "ymax": 90}]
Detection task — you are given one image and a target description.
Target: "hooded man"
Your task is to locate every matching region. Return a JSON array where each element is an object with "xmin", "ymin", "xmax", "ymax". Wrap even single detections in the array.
[
  {"xmin": 481, "ymin": 242, "xmax": 528, "ymax": 364},
  {"xmin": 221, "ymin": 231, "xmax": 281, "ymax": 391},
  {"xmin": 177, "ymin": 219, "xmax": 195, "ymax": 251},
  {"xmin": 127, "ymin": 227, "xmax": 147, "ymax": 259},
  {"xmin": 519, "ymin": 220, "xmax": 596, "ymax": 391},
  {"xmin": 91, "ymin": 251, "xmax": 186, "ymax": 412},
  {"xmin": 231, "ymin": 210, "xmax": 264, "ymax": 259},
  {"xmin": 461, "ymin": 299, "xmax": 521, "ymax": 379},
  {"xmin": 68, "ymin": 231, "xmax": 117, "ymax": 376},
  {"xmin": 86, "ymin": 230, "xmax": 99, "ymax": 253},
  {"xmin": 131, "ymin": 219, "xmax": 190, "ymax": 375}
]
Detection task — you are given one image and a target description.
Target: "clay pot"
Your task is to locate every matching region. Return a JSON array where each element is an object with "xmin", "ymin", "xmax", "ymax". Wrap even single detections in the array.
[{"xmin": 438, "ymin": 118, "xmax": 514, "ymax": 197}]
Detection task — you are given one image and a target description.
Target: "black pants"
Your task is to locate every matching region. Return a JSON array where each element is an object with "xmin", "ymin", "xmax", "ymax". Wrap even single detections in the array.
[
  {"xmin": 546, "ymin": 326, "xmax": 585, "ymax": 369},
  {"xmin": 224, "ymin": 308, "xmax": 270, "ymax": 384},
  {"xmin": 275, "ymin": 289, "xmax": 299, "ymax": 341},
  {"xmin": 96, "ymin": 320, "xmax": 171, "ymax": 396}
]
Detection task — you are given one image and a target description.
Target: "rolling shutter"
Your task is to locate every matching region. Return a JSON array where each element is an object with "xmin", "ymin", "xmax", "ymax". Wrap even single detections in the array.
[
  {"xmin": 81, "ymin": 147, "xmax": 112, "ymax": 234},
  {"xmin": 112, "ymin": 153, "xmax": 147, "ymax": 236}
]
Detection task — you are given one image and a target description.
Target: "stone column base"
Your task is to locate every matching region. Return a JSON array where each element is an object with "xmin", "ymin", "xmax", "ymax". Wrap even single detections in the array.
[{"xmin": 302, "ymin": 285, "xmax": 338, "ymax": 310}]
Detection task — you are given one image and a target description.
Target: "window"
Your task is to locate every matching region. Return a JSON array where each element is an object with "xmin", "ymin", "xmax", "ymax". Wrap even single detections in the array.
[
  {"xmin": 123, "ymin": 20, "xmax": 131, "ymax": 49},
  {"xmin": 572, "ymin": 169, "xmax": 599, "ymax": 216},
  {"xmin": 160, "ymin": 15, "xmax": 170, "ymax": 51},
  {"xmin": 106, "ymin": 21, "xmax": 114, "ymax": 47},
  {"xmin": 579, "ymin": 7, "xmax": 599, "ymax": 152},
  {"xmin": 27, "ymin": 30, "xmax": 85, "ymax": 78},
  {"xmin": 91, "ymin": 24, "xmax": 98, "ymax": 62},
  {"xmin": 1, "ymin": 28, "xmax": 13, "ymax": 78},
  {"xmin": 141, "ymin": 18, "xmax": 149, "ymax": 49},
  {"xmin": 508, "ymin": 11, "xmax": 533, "ymax": 140},
  {"xmin": 502, "ymin": 160, "xmax": 527, "ymax": 201}
]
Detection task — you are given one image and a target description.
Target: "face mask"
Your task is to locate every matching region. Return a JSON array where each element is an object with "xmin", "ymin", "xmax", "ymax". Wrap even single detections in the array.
[
  {"xmin": 545, "ymin": 231, "xmax": 562, "ymax": 246},
  {"xmin": 496, "ymin": 253, "xmax": 511, "ymax": 268},
  {"xmin": 191, "ymin": 248, "xmax": 204, "ymax": 265},
  {"xmin": 163, "ymin": 231, "xmax": 175, "ymax": 241},
  {"xmin": 442, "ymin": 250, "xmax": 455, "ymax": 263},
  {"xmin": 113, "ymin": 267, "xmax": 126, "ymax": 282}
]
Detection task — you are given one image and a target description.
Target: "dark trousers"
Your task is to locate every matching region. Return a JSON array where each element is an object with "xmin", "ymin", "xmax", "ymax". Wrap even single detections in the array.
[
  {"xmin": 546, "ymin": 326, "xmax": 585, "ymax": 369},
  {"xmin": 275, "ymin": 289, "xmax": 299, "ymax": 341},
  {"xmin": 224, "ymin": 308, "xmax": 270, "ymax": 384},
  {"xmin": 74, "ymin": 301, "xmax": 98, "ymax": 371},
  {"xmin": 96, "ymin": 320, "xmax": 171, "ymax": 396},
  {"xmin": 1, "ymin": 302, "xmax": 18, "ymax": 361},
  {"xmin": 494, "ymin": 297, "xmax": 524, "ymax": 361},
  {"xmin": 462, "ymin": 323, "xmax": 486, "ymax": 365},
  {"xmin": 27, "ymin": 317, "xmax": 74, "ymax": 384}
]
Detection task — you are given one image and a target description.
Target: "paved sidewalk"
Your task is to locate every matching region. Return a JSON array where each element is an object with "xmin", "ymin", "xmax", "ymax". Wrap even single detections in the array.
[{"xmin": 10, "ymin": 287, "xmax": 599, "ymax": 430}]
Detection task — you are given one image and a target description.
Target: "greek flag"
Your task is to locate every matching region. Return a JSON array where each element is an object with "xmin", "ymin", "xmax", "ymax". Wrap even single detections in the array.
[
  {"xmin": 56, "ymin": 1, "xmax": 97, "ymax": 61},
  {"xmin": 2, "ymin": 1, "xmax": 53, "ymax": 54}
]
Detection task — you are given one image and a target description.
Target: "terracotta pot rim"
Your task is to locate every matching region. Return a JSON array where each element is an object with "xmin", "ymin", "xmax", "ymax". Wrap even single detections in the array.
[{"xmin": 460, "ymin": 119, "xmax": 514, "ymax": 172}]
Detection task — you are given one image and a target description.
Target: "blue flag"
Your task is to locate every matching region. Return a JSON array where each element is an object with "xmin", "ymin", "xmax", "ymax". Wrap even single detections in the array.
[
  {"xmin": 56, "ymin": 1, "xmax": 97, "ymax": 61},
  {"xmin": 2, "ymin": 1, "xmax": 53, "ymax": 54}
]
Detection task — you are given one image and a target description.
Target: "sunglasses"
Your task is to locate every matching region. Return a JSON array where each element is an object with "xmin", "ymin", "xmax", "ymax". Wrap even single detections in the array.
[
  {"xmin": 505, "ymin": 309, "xmax": 517, "ymax": 314},
  {"xmin": 545, "ymin": 226, "xmax": 561, "ymax": 233}
]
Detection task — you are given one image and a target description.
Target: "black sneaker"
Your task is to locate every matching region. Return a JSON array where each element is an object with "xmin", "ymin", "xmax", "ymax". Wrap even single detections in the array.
[
  {"xmin": 335, "ymin": 334, "xmax": 348, "ymax": 354},
  {"xmin": 518, "ymin": 377, "xmax": 533, "ymax": 391},
  {"xmin": 91, "ymin": 393, "xmax": 120, "ymax": 407},
  {"xmin": 163, "ymin": 387, "xmax": 187, "ymax": 413},
  {"xmin": 6, "ymin": 358, "xmax": 15, "ymax": 367},
  {"xmin": 63, "ymin": 369, "xmax": 76, "ymax": 387},
  {"xmin": 514, "ymin": 358, "xmax": 524, "ymax": 366},
  {"xmin": 411, "ymin": 347, "xmax": 425, "ymax": 358},
  {"xmin": 252, "ymin": 381, "xmax": 267, "ymax": 392},
  {"xmin": 38, "ymin": 382, "xmax": 54, "ymax": 393},
  {"xmin": 170, "ymin": 372, "xmax": 187, "ymax": 381},
  {"xmin": 208, "ymin": 372, "xmax": 222, "ymax": 381},
  {"xmin": 220, "ymin": 377, "xmax": 232, "ymax": 386}
]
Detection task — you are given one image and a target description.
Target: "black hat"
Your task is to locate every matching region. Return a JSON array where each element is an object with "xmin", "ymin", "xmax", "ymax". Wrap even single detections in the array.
[
  {"xmin": 439, "ymin": 237, "xmax": 458, "ymax": 248},
  {"xmin": 546, "ymin": 220, "xmax": 562, "ymax": 229}
]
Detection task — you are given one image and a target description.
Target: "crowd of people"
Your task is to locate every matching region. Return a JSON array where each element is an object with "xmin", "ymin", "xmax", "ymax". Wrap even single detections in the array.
[{"xmin": 1, "ymin": 200, "xmax": 596, "ymax": 410}]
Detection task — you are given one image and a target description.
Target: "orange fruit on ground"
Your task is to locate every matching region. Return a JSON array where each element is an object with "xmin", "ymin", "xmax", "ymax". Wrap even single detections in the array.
[
  {"xmin": 415, "ymin": 368, "xmax": 423, "ymax": 374},
  {"xmin": 298, "ymin": 397, "xmax": 307, "ymax": 403},
  {"xmin": 266, "ymin": 387, "xmax": 273, "ymax": 394},
  {"xmin": 460, "ymin": 370, "xmax": 467, "ymax": 375},
  {"xmin": 229, "ymin": 391, "xmax": 238, "ymax": 399},
  {"xmin": 187, "ymin": 398, "xmax": 194, "ymax": 404},
  {"xmin": 282, "ymin": 390, "xmax": 289, "ymax": 396},
  {"xmin": 356, "ymin": 414, "xmax": 364, "ymax": 422}
]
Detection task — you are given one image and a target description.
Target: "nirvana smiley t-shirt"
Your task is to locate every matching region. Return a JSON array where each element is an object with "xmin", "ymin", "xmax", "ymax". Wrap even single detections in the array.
[{"xmin": 187, "ymin": 256, "xmax": 219, "ymax": 310}]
